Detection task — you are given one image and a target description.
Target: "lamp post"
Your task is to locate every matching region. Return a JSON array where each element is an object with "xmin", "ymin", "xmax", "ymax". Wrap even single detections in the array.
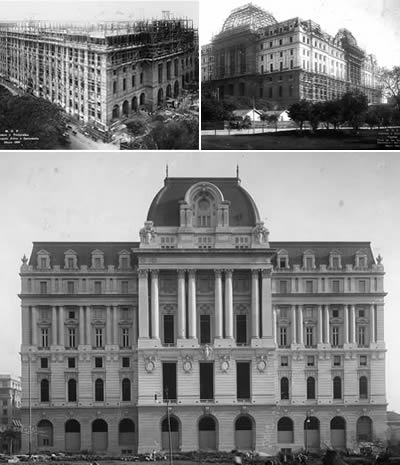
[
  {"xmin": 164, "ymin": 387, "xmax": 173, "ymax": 465},
  {"xmin": 28, "ymin": 350, "xmax": 32, "ymax": 456},
  {"xmin": 305, "ymin": 415, "xmax": 311, "ymax": 454}
]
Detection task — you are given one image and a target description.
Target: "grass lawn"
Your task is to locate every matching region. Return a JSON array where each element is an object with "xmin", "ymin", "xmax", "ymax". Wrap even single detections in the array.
[{"xmin": 201, "ymin": 129, "xmax": 394, "ymax": 150}]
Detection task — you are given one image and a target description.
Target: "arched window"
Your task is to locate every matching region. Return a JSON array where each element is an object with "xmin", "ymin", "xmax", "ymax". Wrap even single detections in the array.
[
  {"xmin": 277, "ymin": 417, "xmax": 294, "ymax": 443},
  {"xmin": 333, "ymin": 376, "xmax": 342, "ymax": 399},
  {"xmin": 40, "ymin": 379, "xmax": 49, "ymax": 402},
  {"xmin": 195, "ymin": 196, "xmax": 213, "ymax": 227},
  {"xmin": 95, "ymin": 378, "xmax": 104, "ymax": 402},
  {"xmin": 199, "ymin": 416, "xmax": 216, "ymax": 431},
  {"xmin": 280, "ymin": 377, "xmax": 289, "ymax": 400},
  {"xmin": 162, "ymin": 416, "xmax": 179, "ymax": 432},
  {"xmin": 357, "ymin": 416, "xmax": 372, "ymax": 441},
  {"xmin": 122, "ymin": 378, "xmax": 131, "ymax": 401},
  {"xmin": 235, "ymin": 416, "xmax": 252, "ymax": 431},
  {"xmin": 307, "ymin": 377, "xmax": 316, "ymax": 400},
  {"xmin": 37, "ymin": 419, "xmax": 53, "ymax": 447},
  {"xmin": 359, "ymin": 376, "xmax": 368, "ymax": 399},
  {"xmin": 65, "ymin": 419, "xmax": 80, "ymax": 433},
  {"xmin": 68, "ymin": 379, "xmax": 77, "ymax": 402}
]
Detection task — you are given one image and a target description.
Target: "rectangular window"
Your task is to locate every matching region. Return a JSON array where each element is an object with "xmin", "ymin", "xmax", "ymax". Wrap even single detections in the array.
[
  {"xmin": 122, "ymin": 357, "xmax": 130, "ymax": 368},
  {"xmin": 236, "ymin": 314, "xmax": 247, "ymax": 344},
  {"xmin": 67, "ymin": 281, "xmax": 75, "ymax": 294},
  {"xmin": 279, "ymin": 280, "xmax": 288, "ymax": 294},
  {"xmin": 305, "ymin": 257, "xmax": 313, "ymax": 269},
  {"xmin": 359, "ymin": 355, "xmax": 367, "ymax": 366},
  {"xmin": 95, "ymin": 328, "xmax": 103, "ymax": 348},
  {"xmin": 94, "ymin": 281, "xmax": 102, "ymax": 294},
  {"xmin": 306, "ymin": 327, "xmax": 314, "ymax": 347},
  {"xmin": 162, "ymin": 362, "xmax": 177, "ymax": 400},
  {"xmin": 332, "ymin": 326, "xmax": 339, "ymax": 347},
  {"xmin": 121, "ymin": 281, "xmax": 129, "ymax": 294},
  {"xmin": 122, "ymin": 328, "xmax": 130, "ymax": 348},
  {"xmin": 359, "ymin": 280, "xmax": 366, "ymax": 293},
  {"xmin": 131, "ymin": 75, "xmax": 136, "ymax": 88},
  {"xmin": 236, "ymin": 362, "xmax": 251, "ymax": 400},
  {"xmin": 68, "ymin": 357, "xmax": 76, "ymax": 368},
  {"xmin": 279, "ymin": 327, "xmax": 287, "ymax": 347},
  {"xmin": 333, "ymin": 355, "xmax": 342, "ymax": 366},
  {"xmin": 163, "ymin": 314, "xmax": 174, "ymax": 344},
  {"xmin": 305, "ymin": 280, "xmax": 314, "ymax": 293},
  {"xmin": 67, "ymin": 257, "xmax": 74, "ymax": 268},
  {"xmin": 68, "ymin": 328, "xmax": 76, "ymax": 348},
  {"xmin": 40, "ymin": 357, "xmax": 49, "ymax": 369},
  {"xmin": 120, "ymin": 257, "xmax": 129, "ymax": 269},
  {"xmin": 123, "ymin": 78, "xmax": 126, "ymax": 91},
  {"xmin": 40, "ymin": 281, "xmax": 48, "ymax": 294},
  {"xmin": 113, "ymin": 81, "xmax": 117, "ymax": 93},
  {"xmin": 280, "ymin": 356, "xmax": 288, "ymax": 367},
  {"xmin": 167, "ymin": 61, "xmax": 171, "ymax": 80},
  {"xmin": 158, "ymin": 64, "xmax": 163, "ymax": 84},
  {"xmin": 357, "ymin": 326, "xmax": 366, "ymax": 346},
  {"xmin": 200, "ymin": 314, "xmax": 211, "ymax": 344},
  {"xmin": 332, "ymin": 280, "xmax": 340, "ymax": 293},
  {"xmin": 41, "ymin": 328, "xmax": 49, "ymax": 348},
  {"xmin": 307, "ymin": 356, "xmax": 315, "ymax": 367},
  {"xmin": 199, "ymin": 362, "xmax": 214, "ymax": 400}
]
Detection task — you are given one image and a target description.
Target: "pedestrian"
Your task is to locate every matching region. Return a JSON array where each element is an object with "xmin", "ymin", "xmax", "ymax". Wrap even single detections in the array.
[{"xmin": 234, "ymin": 451, "xmax": 242, "ymax": 465}]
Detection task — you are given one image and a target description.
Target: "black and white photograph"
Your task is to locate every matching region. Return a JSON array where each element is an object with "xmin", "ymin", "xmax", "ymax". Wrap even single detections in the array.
[
  {"xmin": 0, "ymin": 1, "xmax": 199, "ymax": 150},
  {"xmin": 201, "ymin": 0, "xmax": 400, "ymax": 150}
]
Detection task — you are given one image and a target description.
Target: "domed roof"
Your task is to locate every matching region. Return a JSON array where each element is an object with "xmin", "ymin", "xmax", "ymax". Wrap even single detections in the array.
[
  {"xmin": 147, "ymin": 177, "xmax": 261, "ymax": 227},
  {"xmin": 222, "ymin": 3, "xmax": 277, "ymax": 32},
  {"xmin": 335, "ymin": 28, "xmax": 358, "ymax": 47}
]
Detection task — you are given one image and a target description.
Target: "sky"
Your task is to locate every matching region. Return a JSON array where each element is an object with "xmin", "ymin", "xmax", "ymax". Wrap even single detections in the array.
[
  {"xmin": 0, "ymin": 1, "xmax": 198, "ymax": 26},
  {"xmin": 0, "ymin": 152, "xmax": 400, "ymax": 412},
  {"xmin": 200, "ymin": 0, "xmax": 400, "ymax": 68}
]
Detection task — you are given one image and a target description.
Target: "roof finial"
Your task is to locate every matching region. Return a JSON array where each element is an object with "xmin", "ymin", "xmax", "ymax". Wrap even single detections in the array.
[
  {"xmin": 236, "ymin": 164, "xmax": 240, "ymax": 179},
  {"xmin": 166, "ymin": 164, "xmax": 169, "ymax": 178}
]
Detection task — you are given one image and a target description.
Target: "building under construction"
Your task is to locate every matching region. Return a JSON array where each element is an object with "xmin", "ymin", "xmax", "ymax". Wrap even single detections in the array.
[
  {"xmin": 202, "ymin": 3, "xmax": 381, "ymax": 108},
  {"xmin": 0, "ymin": 17, "xmax": 198, "ymax": 131}
]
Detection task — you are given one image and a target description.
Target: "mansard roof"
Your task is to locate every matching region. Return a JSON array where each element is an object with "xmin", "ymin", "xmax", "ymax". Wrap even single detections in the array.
[{"xmin": 147, "ymin": 177, "xmax": 260, "ymax": 227}]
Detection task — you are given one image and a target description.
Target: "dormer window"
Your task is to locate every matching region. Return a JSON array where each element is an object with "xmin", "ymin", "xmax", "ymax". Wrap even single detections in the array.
[
  {"xmin": 355, "ymin": 251, "xmax": 368, "ymax": 269},
  {"xmin": 64, "ymin": 250, "xmax": 78, "ymax": 269},
  {"xmin": 91, "ymin": 250, "xmax": 105, "ymax": 269},
  {"xmin": 303, "ymin": 250, "xmax": 315, "ymax": 270},
  {"xmin": 118, "ymin": 250, "xmax": 131, "ymax": 270},
  {"xmin": 277, "ymin": 250, "xmax": 289, "ymax": 269},
  {"xmin": 329, "ymin": 250, "xmax": 342, "ymax": 269},
  {"xmin": 194, "ymin": 196, "xmax": 213, "ymax": 228},
  {"xmin": 37, "ymin": 250, "xmax": 50, "ymax": 269}
]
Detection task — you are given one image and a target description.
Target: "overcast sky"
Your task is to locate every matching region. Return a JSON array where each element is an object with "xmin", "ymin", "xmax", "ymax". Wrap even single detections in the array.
[
  {"xmin": 200, "ymin": 0, "xmax": 400, "ymax": 68},
  {"xmin": 0, "ymin": 1, "xmax": 198, "ymax": 26},
  {"xmin": 0, "ymin": 152, "xmax": 399, "ymax": 412}
]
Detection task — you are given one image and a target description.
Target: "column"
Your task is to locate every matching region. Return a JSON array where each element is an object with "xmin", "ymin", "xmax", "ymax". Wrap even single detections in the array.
[
  {"xmin": 298, "ymin": 305, "xmax": 304, "ymax": 345},
  {"xmin": 370, "ymin": 304, "xmax": 376, "ymax": 343},
  {"xmin": 106, "ymin": 306, "xmax": 112, "ymax": 345},
  {"xmin": 31, "ymin": 306, "xmax": 37, "ymax": 346},
  {"xmin": 138, "ymin": 269, "xmax": 149, "ymax": 339},
  {"xmin": 177, "ymin": 270, "xmax": 186, "ymax": 339},
  {"xmin": 224, "ymin": 270, "xmax": 233, "ymax": 338},
  {"xmin": 376, "ymin": 303, "xmax": 384, "ymax": 342},
  {"xmin": 79, "ymin": 306, "xmax": 85, "ymax": 345},
  {"xmin": 350, "ymin": 305, "xmax": 356, "ymax": 343},
  {"xmin": 214, "ymin": 270, "xmax": 223, "ymax": 338},
  {"xmin": 58, "ymin": 306, "xmax": 64, "ymax": 346},
  {"xmin": 188, "ymin": 270, "xmax": 197, "ymax": 339},
  {"xmin": 113, "ymin": 306, "xmax": 118, "ymax": 345},
  {"xmin": 343, "ymin": 305, "xmax": 349, "ymax": 344},
  {"xmin": 86, "ymin": 305, "xmax": 91, "ymax": 346},
  {"xmin": 261, "ymin": 269, "xmax": 273, "ymax": 339},
  {"xmin": 151, "ymin": 270, "xmax": 159, "ymax": 339},
  {"xmin": 52, "ymin": 306, "xmax": 57, "ymax": 346},
  {"xmin": 318, "ymin": 305, "xmax": 323, "ymax": 344},
  {"xmin": 324, "ymin": 305, "xmax": 330, "ymax": 344},
  {"xmin": 291, "ymin": 305, "xmax": 297, "ymax": 344},
  {"xmin": 272, "ymin": 306, "xmax": 277, "ymax": 344},
  {"xmin": 21, "ymin": 306, "xmax": 30, "ymax": 345},
  {"xmin": 251, "ymin": 270, "xmax": 259, "ymax": 338}
]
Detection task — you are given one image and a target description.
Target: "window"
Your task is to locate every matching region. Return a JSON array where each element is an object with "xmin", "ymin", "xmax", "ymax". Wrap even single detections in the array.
[
  {"xmin": 279, "ymin": 280, "xmax": 288, "ymax": 293},
  {"xmin": 68, "ymin": 310, "xmax": 76, "ymax": 320},
  {"xmin": 40, "ymin": 257, "xmax": 48, "ymax": 269},
  {"xmin": 132, "ymin": 75, "xmax": 136, "ymax": 88},
  {"xmin": 40, "ymin": 357, "xmax": 49, "ymax": 369},
  {"xmin": 200, "ymin": 362, "xmax": 214, "ymax": 400},
  {"xmin": 113, "ymin": 81, "xmax": 117, "ymax": 93},
  {"xmin": 95, "ymin": 378, "xmax": 104, "ymax": 401},
  {"xmin": 40, "ymin": 379, "xmax": 50, "ymax": 402},
  {"xmin": 40, "ymin": 281, "xmax": 48, "ymax": 294},
  {"xmin": 359, "ymin": 280, "xmax": 367, "ymax": 293},
  {"xmin": 121, "ymin": 328, "xmax": 130, "ymax": 348},
  {"xmin": 332, "ymin": 309, "xmax": 339, "ymax": 318},
  {"xmin": 95, "ymin": 357, "xmax": 103, "ymax": 368},
  {"xmin": 163, "ymin": 315, "xmax": 174, "ymax": 344},
  {"xmin": 359, "ymin": 355, "xmax": 367, "ymax": 366},
  {"xmin": 305, "ymin": 256, "xmax": 314, "ymax": 269},
  {"xmin": 68, "ymin": 357, "xmax": 76, "ymax": 368},
  {"xmin": 333, "ymin": 355, "xmax": 341, "ymax": 367},
  {"xmin": 121, "ymin": 281, "xmax": 129, "ymax": 294},
  {"xmin": 68, "ymin": 328, "xmax": 77, "ymax": 348},
  {"xmin": 41, "ymin": 328, "xmax": 49, "ymax": 348},
  {"xmin": 95, "ymin": 328, "xmax": 103, "ymax": 348},
  {"xmin": 123, "ymin": 78, "xmax": 126, "ymax": 91},
  {"xmin": 332, "ymin": 326, "xmax": 339, "ymax": 347},
  {"xmin": 162, "ymin": 362, "xmax": 177, "ymax": 401},
  {"xmin": 333, "ymin": 376, "xmax": 342, "ymax": 399},
  {"xmin": 122, "ymin": 357, "xmax": 130, "ymax": 368},
  {"xmin": 358, "ymin": 308, "xmax": 365, "ymax": 318},
  {"xmin": 331, "ymin": 256, "xmax": 341, "ymax": 269},
  {"xmin": 67, "ymin": 281, "xmax": 75, "ymax": 294},
  {"xmin": 280, "ymin": 377, "xmax": 289, "ymax": 400},
  {"xmin": 279, "ymin": 327, "xmax": 288, "ymax": 347},
  {"xmin": 122, "ymin": 378, "xmax": 131, "ymax": 401},
  {"xmin": 66, "ymin": 257, "xmax": 75, "ymax": 269},
  {"xmin": 332, "ymin": 280, "xmax": 340, "ymax": 293},
  {"xmin": 94, "ymin": 281, "xmax": 102, "ymax": 294},
  {"xmin": 307, "ymin": 356, "xmax": 315, "ymax": 367},
  {"xmin": 307, "ymin": 377, "xmax": 316, "ymax": 399},
  {"xmin": 359, "ymin": 376, "xmax": 368, "ymax": 399},
  {"xmin": 357, "ymin": 326, "xmax": 366, "ymax": 346},
  {"xmin": 305, "ymin": 327, "xmax": 314, "ymax": 347},
  {"xmin": 305, "ymin": 280, "xmax": 314, "ymax": 293},
  {"xmin": 280, "ymin": 356, "xmax": 289, "ymax": 367},
  {"xmin": 68, "ymin": 379, "xmax": 77, "ymax": 402},
  {"xmin": 236, "ymin": 314, "xmax": 247, "ymax": 344},
  {"xmin": 236, "ymin": 362, "xmax": 251, "ymax": 400}
]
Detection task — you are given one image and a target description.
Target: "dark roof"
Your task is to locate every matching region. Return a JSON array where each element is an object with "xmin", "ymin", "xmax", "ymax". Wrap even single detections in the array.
[
  {"xmin": 147, "ymin": 177, "xmax": 260, "ymax": 227},
  {"xmin": 29, "ymin": 242, "xmax": 139, "ymax": 268},
  {"xmin": 387, "ymin": 411, "xmax": 400, "ymax": 422}
]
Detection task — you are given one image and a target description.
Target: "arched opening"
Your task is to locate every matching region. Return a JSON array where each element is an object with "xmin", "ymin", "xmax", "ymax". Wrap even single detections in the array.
[
  {"xmin": 37, "ymin": 419, "xmax": 53, "ymax": 448},
  {"xmin": 307, "ymin": 377, "xmax": 316, "ymax": 400},
  {"xmin": 280, "ymin": 377, "xmax": 289, "ymax": 400},
  {"xmin": 40, "ymin": 379, "xmax": 49, "ymax": 402},
  {"xmin": 359, "ymin": 376, "xmax": 368, "ymax": 399},
  {"xmin": 140, "ymin": 93, "xmax": 145, "ymax": 106},
  {"xmin": 119, "ymin": 419, "xmax": 136, "ymax": 449},
  {"xmin": 161, "ymin": 416, "xmax": 180, "ymax": 451},
  {"xmin": 122, "ymin": 378, "xmax": 131, "ymax": 401},
  {"xmin": 92, "ymin": 419, "xmax": 108, "ymax": 452},
  {"xmin": 357, "ymin": 416, "xmax": 372, "ymax": 442},
  {"xmin": 65, "ymin": 419, "xmax": 81, "ymax": 452},
  {"xmin": 235, "ymin": 416, "xmax": 254, "ymax": 450},
  {"xmin": 304, "ymin": 416, "xmax": 320, "ymax": 451},
  {"xmin": 157, "ymin": 88, "xmax": 164, "ymax": 106},
  {"xmin": 122, "ymin": 100, "xmax": 129, "ymax": 116},
  {"xmin": 277, "ymin": 417, "xmax": 294, "ymax": 444},
  {"xmin": 132, "ymin": 96, "xmax": 138, "ymax": 112},
  {"xmin": 166, "ymin": 84, "xmax": 172, "ymax": 99},
  {"xmin": 68, "ymin": 379, "xmax": 77, "ymax": 402},
  {"xmin": 112, "ymin": 104, "xmax": 119, "ymax": 120},
  {"xmin": 174, "ymin": 81, "xmax": 179, "ymax": 98},
  {"xmin": 330, "ymin": 417, "xmax": 346, "ymax": 449},
  {"xmin": 95, "ymin": 378, "xmax": 104, "ymax": 402},
  {"xmin": 198, "ymin": 416, "xmax": 217, "ymax": 451},
  {"xmin": 333, "ymin": 376, "xmax": 342, "ymax": 399}
]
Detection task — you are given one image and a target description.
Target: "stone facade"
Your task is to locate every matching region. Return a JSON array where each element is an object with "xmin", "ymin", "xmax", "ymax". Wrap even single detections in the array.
[{"xmin": 19, "ymin": 176, "xmax": 387, "ymax": 455}]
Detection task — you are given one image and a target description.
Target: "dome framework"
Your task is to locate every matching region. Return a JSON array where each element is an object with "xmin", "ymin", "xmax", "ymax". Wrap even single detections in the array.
[{"xmin": 221, "ymin": 3, "xmax": 277, "ymax": 32}]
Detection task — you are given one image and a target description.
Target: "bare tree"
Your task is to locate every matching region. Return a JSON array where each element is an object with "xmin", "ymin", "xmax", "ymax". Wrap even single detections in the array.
[{"xmin": 380, "ymin": 66, "xmax": 400, "ymax": 110}]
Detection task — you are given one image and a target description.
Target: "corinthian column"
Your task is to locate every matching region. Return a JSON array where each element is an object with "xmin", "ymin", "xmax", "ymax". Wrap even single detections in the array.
[
  {"xmin": 251, "ymin": 270, "xmax": 259, "ymax": 338},
  {"xmin": 151, "ymin": 270, "xmax": 160, "ymax": 339},
  {"xmin": 261, "ymin": 269, "xmax": 272, "ymax": 339},
  {"xmin": 177, "ymin": 270, "xmax": 186, "ymax": 339},
  {"xmin": 188, "ymin": 270, "xmax": 197, "ymax": 339},
  {"xmin": 224, "ymin": 270, "xmax": 233, "ymax": 338},
  {"xmin": 214, "ymin": 270, "xmax": 223, "ymax": 338},
  {"xmin": 138, "ymin": 269, "xmax": 149, "ymax": 339}
]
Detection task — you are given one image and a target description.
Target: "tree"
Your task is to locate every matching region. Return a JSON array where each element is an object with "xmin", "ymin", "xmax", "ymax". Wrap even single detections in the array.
[
  {"xmin": 149, "ymin": 119, "xmax": 198, "ymax": 149},
  {"xmin": 340, "ymin": 91, "xmax": 368, "ymax": 130},
  {"xmin": 201, "ymin": 95, "xmax": 235, "ymax": 122},
  {"xmin": 308, "ymin": 102, "xmax": 325, "ymax": 131},
  {"xmin": 288, "ymin": 100, "xmax": 311, "ymax": 131},
  {"xmin": 380, "ymin": 66, "xmax": 400, "ymax": 110}
]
